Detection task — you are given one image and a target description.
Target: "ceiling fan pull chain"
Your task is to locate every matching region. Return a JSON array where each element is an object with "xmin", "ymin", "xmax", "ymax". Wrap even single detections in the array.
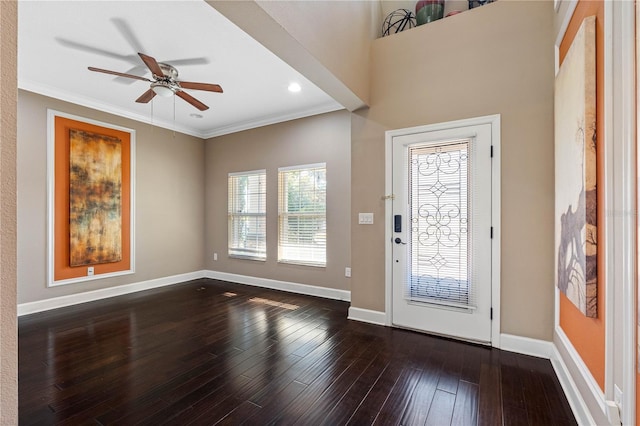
[{"xmin": 150, "ymin": 97, "xmax": 154, "ymax": 137}]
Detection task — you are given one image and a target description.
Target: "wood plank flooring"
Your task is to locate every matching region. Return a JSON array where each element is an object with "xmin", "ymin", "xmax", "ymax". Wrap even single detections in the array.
[{"xmin": 19, "ymin": 279, "xmax": 576, "ymax": 425}]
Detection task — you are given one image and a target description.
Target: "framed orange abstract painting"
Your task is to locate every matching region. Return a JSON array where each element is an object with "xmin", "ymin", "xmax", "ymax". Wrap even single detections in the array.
[{"xmin": 47, "ymin": 110, "xmax": 135, "ymax": 286}]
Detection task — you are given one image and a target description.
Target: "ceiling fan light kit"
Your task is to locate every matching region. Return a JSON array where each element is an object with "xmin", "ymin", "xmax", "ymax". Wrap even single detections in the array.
[
  {"xmin": 151, "ymin": 81, "xmax": 176, "ymax": 97},
  {"xmin": 88, "ymin": 52, "xmax": 223, "ymax": 111}
]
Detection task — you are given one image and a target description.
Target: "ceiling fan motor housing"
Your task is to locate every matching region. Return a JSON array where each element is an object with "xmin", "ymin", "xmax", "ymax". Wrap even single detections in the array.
[
  {"xmin": 158, "ymin": 63, "xmax": 178, "ymax": 80},
  {"xmin": 151, "ymin": 63, "xmax": 179, "ymax": 96}
]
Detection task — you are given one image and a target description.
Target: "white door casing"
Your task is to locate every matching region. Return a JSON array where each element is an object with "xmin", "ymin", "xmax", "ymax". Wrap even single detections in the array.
[{"xmin": 384, "ymin": 115, "xmax": 501, "ymax": 347}]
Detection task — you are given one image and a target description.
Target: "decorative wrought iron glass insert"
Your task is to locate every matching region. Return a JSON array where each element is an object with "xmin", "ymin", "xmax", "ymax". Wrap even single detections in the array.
[{"xmin": 407, "ymin": 139, "xmax": 474, "ymax": 309}]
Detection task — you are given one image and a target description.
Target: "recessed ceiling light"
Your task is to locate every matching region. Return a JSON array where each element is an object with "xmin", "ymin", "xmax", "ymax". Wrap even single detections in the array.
[
  {"xmin": 288, "ymin": 82, "xmax": 301, "ymax": 93},
  {"xmin": 190, "ymin": 113, "xmax": 203, "ymax": 119}
]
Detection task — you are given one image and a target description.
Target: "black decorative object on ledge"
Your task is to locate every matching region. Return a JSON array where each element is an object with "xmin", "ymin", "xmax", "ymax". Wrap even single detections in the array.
[
  {"xmin": 382, "ymin": 9, "xmax": 416, "ymax": 37},
  {"xmin": 469, "ymin": 0, "xmax": 495, "ymax": 9}
]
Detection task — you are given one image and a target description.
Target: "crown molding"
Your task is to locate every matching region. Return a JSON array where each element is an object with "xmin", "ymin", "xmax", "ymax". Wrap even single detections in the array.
[
  {"xmin": 19, "ymin": 79, "xmax": 201, "ymax": 137},
  {"xmin": 19, "ymin": 79, "xmax": 345, "ymax": 140},
  {"xmin": 201, "ymin": 102, "xmax": 344, "ymax": 139}
]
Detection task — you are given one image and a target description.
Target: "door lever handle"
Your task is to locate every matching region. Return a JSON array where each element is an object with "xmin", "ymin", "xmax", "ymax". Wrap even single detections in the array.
[{"xmin": 394, "ymin": 238, "xmax": 406, "ymax": 245}]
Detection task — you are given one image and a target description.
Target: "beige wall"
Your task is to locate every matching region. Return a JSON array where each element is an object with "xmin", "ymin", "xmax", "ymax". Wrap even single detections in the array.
[
  {"xmin": 351, "ymin": 1, "xmax": 556, "ymax": 340},
  {"xmin": 255, "ymin": 0, "xmax": 375, "ymax": 104},
  {"xmin": 205, "ymin": 110, "xmax": 351, "ymax": 292},
  {"xmin": 17, "ymin": 91, "xmax": 206, "ymax": 304},
  {"xmin": 207, "ymin": 1, "xmax": 374, "ymax": 111},
  {"xmin": 1, "ymin": 1, "xmax": 18, "ymax": 422}
]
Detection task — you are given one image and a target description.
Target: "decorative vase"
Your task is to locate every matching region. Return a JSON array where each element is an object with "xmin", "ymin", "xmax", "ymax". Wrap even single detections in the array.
[{"xmin": 415, "ymin": 0, "xmax": 445, "ymax": 25}]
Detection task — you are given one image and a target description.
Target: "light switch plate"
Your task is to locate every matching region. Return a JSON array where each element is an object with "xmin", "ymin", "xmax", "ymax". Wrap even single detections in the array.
[{"xmin": 359, "ymin": 212, "xmax": 374, "ymax": 225}]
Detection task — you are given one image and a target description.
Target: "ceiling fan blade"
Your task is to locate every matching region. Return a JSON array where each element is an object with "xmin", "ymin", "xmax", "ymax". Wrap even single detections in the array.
[
  {"xmin": 88, "ymin": 67, "xmax": 151, "ymax": 82},
  {"xmin": 178, "ymin": 81, "xmax": 223, "ymax": 93},
  {"xmin": 165, "ymin": 57, "xmax": 210, "ymax": 67},
  {"xmin": 138, "ymin": 52, "xmax": 164, "ymax": 78},
  {"xmin": 111, "ymin": 18, "xmax": 145, "ymax": 53},
  {"xmin": 176, "ymin": 90, "xmax": 209, "ymax": 111},
  {"xmin": 56, "ymin": 37, "xmax": 138, "ymax": 63},
  {"xmin": 135, "ymin": 89, "xmax": 156, "ymax": 104},
  {"xmin": 113, "ymin": 65, "xmax": 148, "ymax": 85}
]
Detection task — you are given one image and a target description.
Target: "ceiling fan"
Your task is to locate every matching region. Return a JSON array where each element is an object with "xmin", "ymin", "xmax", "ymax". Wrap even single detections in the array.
[{"xmin": 88, "ymin": 52, "xmax": 223, "ymax": 111}]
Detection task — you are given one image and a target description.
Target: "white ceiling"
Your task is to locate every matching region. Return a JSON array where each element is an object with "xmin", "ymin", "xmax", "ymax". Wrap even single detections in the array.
[{"xmin": 18, "ymin": 1, "xmax": 344, "ymax": 138}]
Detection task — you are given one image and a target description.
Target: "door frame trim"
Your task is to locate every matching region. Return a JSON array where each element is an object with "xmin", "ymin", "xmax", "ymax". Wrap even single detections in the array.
[{"xmin": 384, "ymin": 114, "xmax": 501, "ymax": 347}]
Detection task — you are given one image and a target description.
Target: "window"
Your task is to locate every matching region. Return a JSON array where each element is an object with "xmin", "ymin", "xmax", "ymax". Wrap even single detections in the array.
[
  {"xmin": 408, "ymin": 140, "xmax": 471, "ymax": 307},
  {"xmin": 278, "ymin": 163, "xmax": 326, "ymax": 266},
  {"xmin": 228, "ymin": 170, "xmax": 266, "ymax": 260}
]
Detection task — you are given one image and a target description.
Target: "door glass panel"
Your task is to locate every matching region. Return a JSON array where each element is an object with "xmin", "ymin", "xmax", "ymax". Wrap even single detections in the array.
[{"xmin": 408, "ymin": 139, "xmax": 474, "ymax": 309}]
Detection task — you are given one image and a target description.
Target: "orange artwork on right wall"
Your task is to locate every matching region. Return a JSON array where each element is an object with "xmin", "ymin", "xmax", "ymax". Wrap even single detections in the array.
[
  {"xmin": 636, "ymin": 3, "xmax": 640, "ymax": 423},
  {"xmin": 636, "ymin": 2, "xmax": 640, "ymax": 423},
  {"xmin": 558, "ymin": 0, "xmax": 606, "ymax": 391}
]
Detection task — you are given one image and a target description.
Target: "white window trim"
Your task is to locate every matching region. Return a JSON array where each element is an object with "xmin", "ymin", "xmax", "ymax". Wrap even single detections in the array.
[
  {"xmin": 229, "ymin": 169, "xmax": 266, "ymax": 177},
  {"xmin": 278, "ymin": 162, "xmax": 326, "ymax": 172}
]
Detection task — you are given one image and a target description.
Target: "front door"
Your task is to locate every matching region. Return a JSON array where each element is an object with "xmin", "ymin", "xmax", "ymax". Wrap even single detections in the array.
[{"xmin": 391, "ymin": 120, "xmax": 494, "ymax": 343}]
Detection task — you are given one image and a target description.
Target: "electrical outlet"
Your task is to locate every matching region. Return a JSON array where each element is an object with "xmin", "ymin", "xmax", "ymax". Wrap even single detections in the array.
[
  {"xmin": 214, "ymin": 253, "xmax": 218, "ymax": 261},
  {"xmin": 345, "ymin": 267, "xmax": 351, "ymax": 278},
  {"xmin": 87, "ymin": 266, "xmax": 94, "ymax": 276}
]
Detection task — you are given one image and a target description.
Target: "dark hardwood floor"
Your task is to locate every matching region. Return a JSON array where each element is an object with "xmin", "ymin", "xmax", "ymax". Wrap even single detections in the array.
[{"xmin": 19, "ymin": 279, "xmax": 576, "ymax": 425}]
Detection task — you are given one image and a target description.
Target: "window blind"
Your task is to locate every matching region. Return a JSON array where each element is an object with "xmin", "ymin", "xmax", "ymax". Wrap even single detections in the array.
[
  {"xmin": 407, "ymin": 140, "xmax": 476, "ymax": 310},
  {"xmin": 228, "ymin": 170, "xmax": 266, "ymax": 260},
  {"xmin": 278, "ymin": 163, "xmax": 326, "ymax": 266}
]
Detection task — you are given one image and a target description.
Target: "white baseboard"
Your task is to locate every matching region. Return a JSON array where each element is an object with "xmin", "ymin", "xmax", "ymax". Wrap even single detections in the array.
[
  {"xmin": 499, "ymin": 331, "xmax": 602, "ymax": 424},
  {"xmin": 553, "ymin": 326, "xmax": 605, "ymax": 425},
  {"xmin": 205, "ymin": 270, "xmax": 351, "ymax": 302},
  {"xmin": 499, "ymin": 333, "xmax": 555, "ymax": 359},
  {"xmin": 18, "ymin": 270, "xmax": 207, "ymax": 316},
  {"xmin": 347, "ymin": 307, "xmax": 387, "ymax": 326},
  {"xmin": 551, "ymin": 343, "xmax": 597, "ymax": 426}
]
